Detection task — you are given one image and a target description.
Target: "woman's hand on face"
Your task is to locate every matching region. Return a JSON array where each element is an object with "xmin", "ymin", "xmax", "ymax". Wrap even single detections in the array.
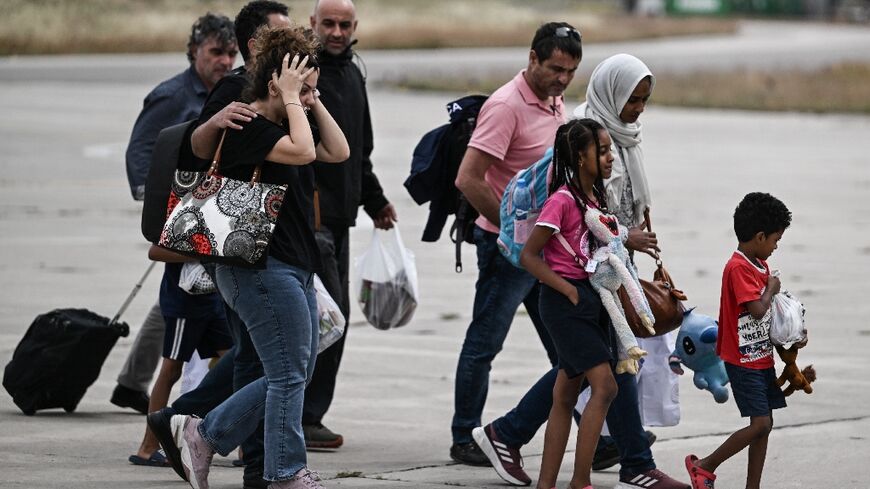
[
  {"xmin": 625, "ymin": 226, "xmax": 660, "ymax": 258},
  {"xmin": 272, "ymin": 53, "xmax": 316, "ymax": 100}
]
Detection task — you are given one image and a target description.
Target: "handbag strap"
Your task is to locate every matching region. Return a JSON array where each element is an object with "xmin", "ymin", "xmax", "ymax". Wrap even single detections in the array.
[
  {"xmin": 206, "ymin": 129, "xmax": 262, "ymax": 186},
  {"xmin": 206, "ymin": 130, "xmax": 227, "ymax": 177},
  {"xmin": 642, "ymin": 207, "xmax": 664, "ymax": 266},
  {"xmin": 641, "ymin": 210, "xmax": 689, "ymax": 300}
]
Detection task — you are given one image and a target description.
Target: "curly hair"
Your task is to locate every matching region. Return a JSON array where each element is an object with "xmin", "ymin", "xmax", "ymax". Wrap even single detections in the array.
[
  {"xmin": 242, "ymin": 25, "xmax": 321, "ymax": 102},
  {"xmin": 187, "ymin": 12, "xmax": 236, "ymax": 63},
  {"xmin": 733, "ymin": 192, "xmax": 792, "ymax": 242}
]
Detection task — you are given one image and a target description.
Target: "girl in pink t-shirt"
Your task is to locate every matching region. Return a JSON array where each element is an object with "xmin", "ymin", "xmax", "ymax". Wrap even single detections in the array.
[{"xmin": 520, "ymin": 118, "xmax": 617, "ymax": 489}]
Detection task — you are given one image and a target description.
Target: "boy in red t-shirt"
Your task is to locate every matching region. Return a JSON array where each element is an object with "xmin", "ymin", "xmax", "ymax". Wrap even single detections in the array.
[{"xmin": 685, "ymin": 192, "xmax": 796, "ymax": 489}]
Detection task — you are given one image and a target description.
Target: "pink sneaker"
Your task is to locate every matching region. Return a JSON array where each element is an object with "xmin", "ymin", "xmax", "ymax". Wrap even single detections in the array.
[
  {"xmin": 267, "ymin": 468, "xmax": 324, "ymax": 489},
  {"xmin": 173, "ymin": 415, "xmax": 214, "ymax": 489}
]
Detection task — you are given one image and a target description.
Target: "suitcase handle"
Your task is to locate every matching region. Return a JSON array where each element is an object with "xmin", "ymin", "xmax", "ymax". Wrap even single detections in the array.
[{"xmin": 110, "ymin": 262, "xmax": 157, "ymax": 333}]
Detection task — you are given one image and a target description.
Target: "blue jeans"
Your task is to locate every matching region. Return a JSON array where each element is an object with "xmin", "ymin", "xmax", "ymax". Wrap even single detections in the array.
[
  {"xmin": 171, "ymin": 303, "xmax": 266, "ymax": 479},
  {"xmin": 492, "ymin": 367, "xmax": 655, "ymax": 478},
  {"xmin": 452, "ymin": 226, "xmax": 554, "ymax": 445},
  {"xmin": 199, "ymin": 257, "xmax": 319, "ymax": 481}
]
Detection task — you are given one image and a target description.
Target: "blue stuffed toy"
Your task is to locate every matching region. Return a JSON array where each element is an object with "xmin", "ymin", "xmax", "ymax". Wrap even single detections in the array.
[{"xmin": 668, "ymin": 309, "xmax": 730, "ymax": 403}]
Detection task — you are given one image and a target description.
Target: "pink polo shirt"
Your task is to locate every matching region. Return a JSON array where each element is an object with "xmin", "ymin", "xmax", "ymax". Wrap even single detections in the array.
[{"xmin": 468, "ymin": 70, "xmax": 566, "ymax": 233}]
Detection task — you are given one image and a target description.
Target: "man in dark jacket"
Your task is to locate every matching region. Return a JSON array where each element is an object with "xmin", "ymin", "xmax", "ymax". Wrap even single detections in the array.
[{"xmin": 305, "ymin": 0, "xmax": 397, "ymax": 449}]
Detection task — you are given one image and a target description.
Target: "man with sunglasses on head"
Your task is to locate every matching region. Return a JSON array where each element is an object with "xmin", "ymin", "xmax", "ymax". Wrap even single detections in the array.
[{"xmin": 450, "ymin": 21, "xmax": 580, "ymax": 467}]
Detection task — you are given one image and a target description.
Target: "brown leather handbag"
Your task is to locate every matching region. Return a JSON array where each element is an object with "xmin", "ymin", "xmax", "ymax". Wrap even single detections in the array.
[{"xmin": 618, "ymin": 210, "xmax": 688, "ymax": 338}]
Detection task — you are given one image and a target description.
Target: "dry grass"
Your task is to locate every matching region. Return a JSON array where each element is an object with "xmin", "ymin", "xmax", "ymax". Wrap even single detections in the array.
[
  {"xmin": 0, "ymin": 0, "xmax": 250, "ymax": 54},
  {"xmin": 0, "ymin": 0, "xmax": 737, "ymax": 55},
  {"xmin": 653, "ymin": 64, "xmax": 870, "ymax": 113},
  {"xmin": 397, "ymin": 63, "xmax": 870, "ymax": 114}
]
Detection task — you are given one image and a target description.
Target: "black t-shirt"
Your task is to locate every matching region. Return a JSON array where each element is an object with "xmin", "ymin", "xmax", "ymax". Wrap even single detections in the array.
[
  {"xmin": 199, "ymin": 67, "xmax": 248, "ymax": 126},
  {"xmin": 219, "ymin": 116, "xmax": 322, "ymax": 273}
]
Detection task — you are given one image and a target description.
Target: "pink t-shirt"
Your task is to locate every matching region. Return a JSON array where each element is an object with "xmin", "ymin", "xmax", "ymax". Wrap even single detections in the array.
[
  {"xmin": 468, "ymin": 70, "xmax": 566, "ymax": 234},
  {"xmin": 536, "ymin": 188, "xmax": 593, "ymax": 280}
]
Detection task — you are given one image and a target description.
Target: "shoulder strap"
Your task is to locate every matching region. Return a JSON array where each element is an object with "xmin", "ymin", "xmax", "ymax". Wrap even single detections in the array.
[{"xmin": 554, "ymin": 232, "xmax": 580, "ymax": 264}]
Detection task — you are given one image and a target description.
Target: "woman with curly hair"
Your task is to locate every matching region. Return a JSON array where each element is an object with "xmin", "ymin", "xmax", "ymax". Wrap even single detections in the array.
[{"xmin": 163, "ymin": 25, "xmax": 348, "ymax": 489}]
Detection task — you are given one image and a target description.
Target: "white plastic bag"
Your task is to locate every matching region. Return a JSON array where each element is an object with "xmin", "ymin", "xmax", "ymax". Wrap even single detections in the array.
[
  {"xmin": 354, "ymin": 227, "xmax": 418, "ymax": 330},
  {"xmin": 770, "ymin": 290, "xmax": 806, "ymax": 349},
  {"xmin": 179, "ymin": 262, "xmax": 216, "ymax": 295},
  {"xmin": 636, "ymin": 334, "xmax": 681, "ymax": 427},
  {"xmin": 576, "ymin": 334, "xmax": 680, "ymax": 429},
  {"xmin": 313, "ymin": 274, "xmax": 345, "ymax": 354}
]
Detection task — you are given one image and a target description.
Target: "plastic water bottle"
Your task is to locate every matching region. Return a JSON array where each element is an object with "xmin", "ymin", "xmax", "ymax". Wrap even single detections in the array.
[{"xmin": 513, "ymin": 177, "xmax": 532, "ymax": 244}]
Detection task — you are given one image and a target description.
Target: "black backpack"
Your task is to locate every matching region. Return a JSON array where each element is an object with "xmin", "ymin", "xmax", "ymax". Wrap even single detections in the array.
[
  {"xmin": 404, "ymin": 95, "xmax": 487, "ymax": 272},
  {"xmin": 140, "ymin": 120, "xmax": 199, "ymax": 244}
]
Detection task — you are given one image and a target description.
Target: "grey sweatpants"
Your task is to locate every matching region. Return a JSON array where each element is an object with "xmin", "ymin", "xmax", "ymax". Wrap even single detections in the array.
[{"xmin": 116, "ymin": 302, "xmax": 165, "ymax": 392}]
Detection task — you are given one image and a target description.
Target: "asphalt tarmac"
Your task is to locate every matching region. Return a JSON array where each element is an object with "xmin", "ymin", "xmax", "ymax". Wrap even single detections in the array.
[{"xmin": 1, "ymin": 20, "xmax": 869, "ymax": 488}]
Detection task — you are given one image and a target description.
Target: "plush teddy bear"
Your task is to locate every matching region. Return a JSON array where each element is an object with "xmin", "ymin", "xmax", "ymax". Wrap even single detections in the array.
[
  {"xmin": 669, "ymin": 309, "xmax": 730, "ymax": 403},
  {"xmin": 582, "ymin": 206, "xmax": 656, "ymax": 375},
  {"xmin": 775, "ymin": 344, "xmax": 816, "ymax": 396}
]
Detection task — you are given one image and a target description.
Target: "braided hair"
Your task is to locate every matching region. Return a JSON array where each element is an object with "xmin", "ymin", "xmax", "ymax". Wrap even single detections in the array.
[{"xmin": 549, "ymin": 118, "xmax": 608, "ymax": 213}]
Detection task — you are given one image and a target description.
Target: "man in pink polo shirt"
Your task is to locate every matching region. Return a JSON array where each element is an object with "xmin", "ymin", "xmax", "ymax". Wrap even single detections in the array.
[{"xmin": 450, "ymin": 22, "xmax": 582, "ymax": 467}]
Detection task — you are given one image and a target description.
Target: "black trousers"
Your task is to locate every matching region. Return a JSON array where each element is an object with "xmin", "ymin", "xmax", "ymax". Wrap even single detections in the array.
[{"xmin": 303, "ymin": 224, "xmax": 351, "ymax": 426}]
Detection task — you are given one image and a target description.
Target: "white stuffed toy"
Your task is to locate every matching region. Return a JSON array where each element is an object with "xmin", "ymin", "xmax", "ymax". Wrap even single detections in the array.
[{"xmin": 583, "ymin": 206, "xmax": 656, "ymax": 374}]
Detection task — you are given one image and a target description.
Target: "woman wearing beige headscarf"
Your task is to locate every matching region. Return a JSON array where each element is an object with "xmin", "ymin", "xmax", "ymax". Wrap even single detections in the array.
[{"xmin": 574, "ymin": 53, "xmax": 681, "ymax": 430}]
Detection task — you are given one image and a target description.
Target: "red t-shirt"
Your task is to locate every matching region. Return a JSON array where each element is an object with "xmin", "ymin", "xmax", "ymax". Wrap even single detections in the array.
[{"xmin": 717, "ymin": 251, "xmax": 774, "ymax": 369}]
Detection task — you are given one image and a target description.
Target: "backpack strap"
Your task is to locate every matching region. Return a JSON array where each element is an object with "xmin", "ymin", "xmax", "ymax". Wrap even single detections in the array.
[
  {"xmin": 552, "ymin": 189, "xmax": 582, "ymax": 264},
  {"xmin": 554, "ymin": 232, "xmax": 580, "ymax": 264}
]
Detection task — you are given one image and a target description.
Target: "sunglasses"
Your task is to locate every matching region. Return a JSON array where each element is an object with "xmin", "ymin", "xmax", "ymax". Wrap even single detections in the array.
[
  {"xmin": 553, "ymin": 26, "xmax": 582, "ymax": 42},
  {"xmin": 533, "ymin": 26, "xmax": 582, "ymax": 51}
]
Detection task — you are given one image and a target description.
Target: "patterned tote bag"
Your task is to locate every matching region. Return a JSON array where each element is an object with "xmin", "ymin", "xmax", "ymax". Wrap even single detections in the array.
[{"xmin": 158, "ymin": 130, "xmax": 286, "ymax": 268}]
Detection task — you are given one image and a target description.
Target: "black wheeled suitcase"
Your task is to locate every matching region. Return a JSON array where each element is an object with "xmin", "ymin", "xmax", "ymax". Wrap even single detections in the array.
[{"xmin": 2, "ymin": 263, "xmax": 155, "ymax": 415}]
